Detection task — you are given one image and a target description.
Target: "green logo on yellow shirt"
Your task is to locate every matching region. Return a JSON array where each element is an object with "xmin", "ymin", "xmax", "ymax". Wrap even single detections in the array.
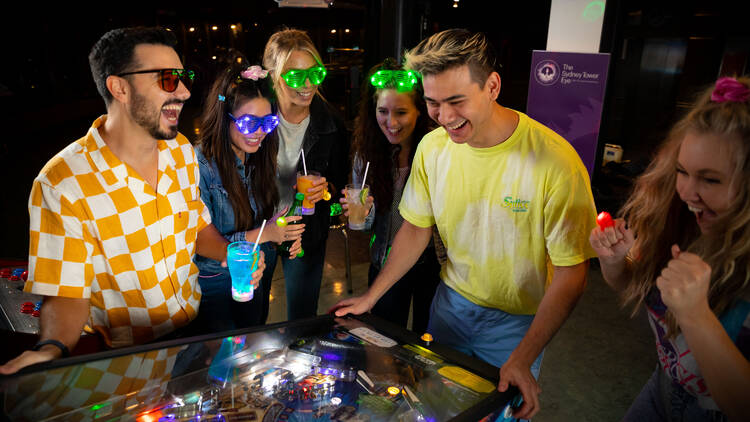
[{"xmin": 503, "ymin": 196, "xmax": 530, "ymax": 212}]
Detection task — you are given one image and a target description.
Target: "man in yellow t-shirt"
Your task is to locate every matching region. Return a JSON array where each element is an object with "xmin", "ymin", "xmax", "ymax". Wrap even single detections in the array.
[{"xmin": 333, "ymin": 29, "xmax": 597, "ymax": 420}]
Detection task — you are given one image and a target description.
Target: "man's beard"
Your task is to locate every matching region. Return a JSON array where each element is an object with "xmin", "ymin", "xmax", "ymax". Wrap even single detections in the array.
[{"xmin": 130, "ymin": 90, "xmax": 180, "ymax": 140}]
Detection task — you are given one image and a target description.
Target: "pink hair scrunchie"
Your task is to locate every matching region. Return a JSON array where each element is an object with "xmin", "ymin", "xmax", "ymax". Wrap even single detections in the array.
[
  {"xmin": 711, "ymin": 77, "xmax": 750, "ymax": 103},
  {"xmin": 241, "ymin": 65, "xmax": 269, "ymax": 81}
]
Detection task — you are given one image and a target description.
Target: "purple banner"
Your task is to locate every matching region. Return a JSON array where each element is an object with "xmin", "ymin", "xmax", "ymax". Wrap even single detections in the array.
[{"xmin": 526, "ymin": 51, "xmax": 610, "ymax": 176}]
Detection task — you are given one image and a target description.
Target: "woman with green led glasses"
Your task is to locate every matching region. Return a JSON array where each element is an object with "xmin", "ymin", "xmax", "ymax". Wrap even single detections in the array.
[
  {"xmin": 342, "ymin": 58, "xmax": 441, "ymax": 335},
  {"xmin": 260, "ymin": 28, "xmax": 350, "ymax": 322}
]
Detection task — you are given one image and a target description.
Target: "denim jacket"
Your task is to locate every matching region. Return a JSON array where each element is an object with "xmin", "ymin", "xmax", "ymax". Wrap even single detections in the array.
[{"xmin": 194, "ymin": 146, "xmax": 259, "ymax": 275}]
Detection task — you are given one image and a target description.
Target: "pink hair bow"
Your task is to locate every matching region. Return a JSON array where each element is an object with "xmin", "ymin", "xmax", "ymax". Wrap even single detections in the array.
[
  {"xmin": 241, "ymin": 65, "xmax": 269, "ymax": 81},
  {"xmin": 711, "ymin": 77, "xmax": 750, "ymax": 103}
]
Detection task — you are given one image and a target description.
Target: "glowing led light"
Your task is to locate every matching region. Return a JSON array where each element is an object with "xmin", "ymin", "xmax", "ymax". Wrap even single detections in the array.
[
  {"xmin": 212, "ymin": 56, "xmax": 217, "ymax": 60},
  {"xmin": 231, "ymin": 25, "xmax": 237, "ymax": 29},
  {"xmin": 387, "ymin": 386, "xmax": 400, "ymax": 395},
  {"xmin": 262, "ymin": 375, "xmax": 280, "ymax": 390},
  {"xmin": 453, "ymin": 3, "xmax": 458, "ymax": 7},
  {"xmin": 212, "ymin": 26, "xmax": 218, "ymax": 31},
  {"xmin": 136, "ymin": 411, "xmax": 163, "ymax": 422},
  {"xmin": 189, "ymin": 27, "xmax": 195, "ymax": 32},
  {"xmin": 185, "ymin": 392, "xmax": 201, "ymax": 404},
  {"xmin": 345, "ymin": 29, "xmax": 350, "ymax": 33},
  {"xmin": 90, "ymin": 402, "xmax": 111, "ymax": 411},
  {"xmin": 331, "ymin": 397, "xmax": 342, "ymax": 405},
  {"xmin": 331, "ymin": 29, "xmax": 337, "ymax": 34},
  {"xmin": 583, "ymin": 1, "xmax": 605, "ymax": 21}
]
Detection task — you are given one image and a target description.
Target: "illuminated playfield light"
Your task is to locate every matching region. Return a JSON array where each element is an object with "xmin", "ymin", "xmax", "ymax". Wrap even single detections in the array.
[
  {"xmin": 331, "ymin": 29, "xmax": 337, "ymax": 34},
  {"xmin": 212, "ymin": 26, "xmax": 218, "ymax": 31},
  {"xmin": 189, "ymin": 27, "xmax": 195, "ymax": 32},
  {"xmin": 331, "ymin": 397, "xmax": 342, "ymax": 405},
  {"xmin": 345, "ymin": 28, "xmax": 350, "ymax": 33},
  {"xmin": 231, "ymin": 24, "xmax": 237, "ymax": 29},
  {"xmin": 387, "ymin": 386, "xmax": 400, "ymax": 395}
]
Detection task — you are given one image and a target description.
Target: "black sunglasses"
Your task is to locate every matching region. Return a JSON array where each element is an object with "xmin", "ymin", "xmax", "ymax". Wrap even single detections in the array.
[{"xmin": 117, "ymin": 68, "xmax": 195, "ymax": 92}]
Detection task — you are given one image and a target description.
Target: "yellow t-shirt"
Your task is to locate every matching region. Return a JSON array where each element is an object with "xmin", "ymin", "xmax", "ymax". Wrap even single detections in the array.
[{"xmin": 399, "ymin": 111, "xmax": 597, "ymax": 314}]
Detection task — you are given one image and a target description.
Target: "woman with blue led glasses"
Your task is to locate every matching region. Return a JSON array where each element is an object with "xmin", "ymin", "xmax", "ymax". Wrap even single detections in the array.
[
  {"xmin": 261, "ymin": 28, "xmax": 350, "ymax": 322},
  {"xmin": 191, "ymin": 63, "xmax": 305, "ymax": 334}
]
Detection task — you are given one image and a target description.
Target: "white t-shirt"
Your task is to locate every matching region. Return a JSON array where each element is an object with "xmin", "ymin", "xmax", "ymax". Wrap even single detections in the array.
[{"xmin": 276, "ymin": 113, "xmax": 310, "ymax": 213}]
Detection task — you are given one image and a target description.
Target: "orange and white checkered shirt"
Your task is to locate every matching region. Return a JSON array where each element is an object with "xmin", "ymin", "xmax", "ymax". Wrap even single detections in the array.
[
  {"xmin": 3, "ymin": 345, "xmax": 184, "ymax": 421},
  {"xmin": 25, "ymin": 115, "xmax": 211, "ymax": 347}
]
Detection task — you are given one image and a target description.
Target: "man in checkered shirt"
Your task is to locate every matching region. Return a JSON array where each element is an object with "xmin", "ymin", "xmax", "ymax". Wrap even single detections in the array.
[{"xmin": 0, "ymin": 27, "xmax": 266, "ymax": 374}]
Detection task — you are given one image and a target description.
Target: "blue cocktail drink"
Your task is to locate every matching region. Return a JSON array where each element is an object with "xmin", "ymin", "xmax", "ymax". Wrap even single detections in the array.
[{"xmin": 227, "ymin": 241, "xmax": 260, "ymax": 302}]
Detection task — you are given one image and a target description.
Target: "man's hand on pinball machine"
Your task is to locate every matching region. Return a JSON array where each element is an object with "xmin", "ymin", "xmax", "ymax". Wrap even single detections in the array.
[
  {"xmin": 328, "ymin": 293, "xmax": 376, "ymax": 317},
  {"xmin": 498, "ymin": 355, "xmax": 542, "ymax": 420}
]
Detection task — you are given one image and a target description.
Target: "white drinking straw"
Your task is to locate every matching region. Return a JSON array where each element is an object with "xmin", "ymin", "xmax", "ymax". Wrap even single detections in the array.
[
  {"xmin": 361, "ymin": 161, "xmax": 370, "ymax": 190},
  {"xmin": 252, "ymin": 219, "xmax": 267, "ymax": 253},
  {"xmin": 300, "ymin": 148, "xmax": 308, "ymax": 175}
]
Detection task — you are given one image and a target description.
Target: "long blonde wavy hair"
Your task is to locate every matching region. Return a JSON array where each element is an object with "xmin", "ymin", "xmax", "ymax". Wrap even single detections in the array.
[
  {"xmin": 620, "ymin": 76, "xmax": 750, "ymax": 336},
  {"xmin": 262, "ymin": 27, "xmax": 326, "ymax": 103}
]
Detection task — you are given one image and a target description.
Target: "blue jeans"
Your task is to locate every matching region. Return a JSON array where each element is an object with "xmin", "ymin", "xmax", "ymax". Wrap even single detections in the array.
[
  {"xmin": 191, "ymin": 272, "xmax": 264, "ymax": 335},
  {"xmin": 623, "ymin": 367, "xmax": 728, "ymax": 422},
  {"xmin": 428, "ymin": 282, "xmax": 544, "ymax": 376},
  {"xmin": 259, "ymin": 237, "xmax": 327, "ymax": 321},
  {"xmin": 429, "ymin": 283, "xmax": 543, "ymax": 422}
]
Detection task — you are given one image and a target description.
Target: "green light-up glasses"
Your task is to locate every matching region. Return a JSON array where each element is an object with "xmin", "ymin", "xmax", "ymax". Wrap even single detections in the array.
[
  {"xmin": 370, "ymin": 69, "xmax": 420, "ymax": 91},
  {"xmin": 281, "ymin": 65, "xmax": 327, "ymax": 88}
]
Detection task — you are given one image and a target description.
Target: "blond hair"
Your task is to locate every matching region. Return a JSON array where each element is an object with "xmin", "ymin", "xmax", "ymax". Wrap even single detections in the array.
[
  {"xmin": 262, "ymin": 28, "xmax": 324, "ymax": 94},
  {"xmin": 621, "ymin": 76, "xmax": 750, "ymax": 337},
  {"xmin": 403, "ymin": 28, "xmax": 497, "ymax": 86}
]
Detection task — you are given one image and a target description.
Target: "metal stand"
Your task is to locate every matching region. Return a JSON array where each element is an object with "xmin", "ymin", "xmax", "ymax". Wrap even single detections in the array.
[
  {"xmin": 329, "ymin": 215, "xmax": 354, "ymax": 294},
  {"xmin": 342, "ymin": 227, "xmax": 353, "ymax": 294}
]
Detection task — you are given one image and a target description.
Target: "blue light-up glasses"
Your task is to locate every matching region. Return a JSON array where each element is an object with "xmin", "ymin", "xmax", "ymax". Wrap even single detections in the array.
[{"xmin": 228, "ymin": 113, "xmax": 280, "ymax": 135}]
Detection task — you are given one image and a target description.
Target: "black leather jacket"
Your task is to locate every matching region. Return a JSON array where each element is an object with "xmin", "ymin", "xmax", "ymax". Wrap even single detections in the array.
[{"xmin": 296, "ymin": 96, "xmax": 350, "ymax": 250}]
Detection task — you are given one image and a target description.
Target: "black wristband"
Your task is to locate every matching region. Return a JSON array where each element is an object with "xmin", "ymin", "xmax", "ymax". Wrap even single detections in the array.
[{"xmin": 32, "ymin": 339, "xmax": 70, "ymax": 358}]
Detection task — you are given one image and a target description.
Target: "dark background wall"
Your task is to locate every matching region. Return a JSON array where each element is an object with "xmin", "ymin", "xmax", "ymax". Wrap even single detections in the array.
[
  {"xmin": 593, "ymin": 0, "xmax": 749, "ymax": 212},
  {"xmin": 1, "ymin": 0, "xmax": 748, "ymax": 260}
]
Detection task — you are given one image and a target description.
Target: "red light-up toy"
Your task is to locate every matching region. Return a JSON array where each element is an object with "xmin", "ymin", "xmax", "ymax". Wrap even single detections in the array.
[{"xmin": 597, "ymin": 212, "xmax": 614, "ymax": 231}]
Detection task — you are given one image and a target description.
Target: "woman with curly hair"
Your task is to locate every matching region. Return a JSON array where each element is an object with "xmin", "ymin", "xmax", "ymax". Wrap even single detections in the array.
[
  {"xmin": 590, "ymin": 76, "xmax": 750, "ymax": 421},
  {"xmin": 343, "ymin": 58, "xmax": 441, "ymax": 334}
]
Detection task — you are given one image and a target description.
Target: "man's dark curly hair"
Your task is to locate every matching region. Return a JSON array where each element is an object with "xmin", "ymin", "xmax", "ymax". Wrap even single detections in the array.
[{"xmin": 88, "ymin": 27, "xmax": 177, "ymax": 105}]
